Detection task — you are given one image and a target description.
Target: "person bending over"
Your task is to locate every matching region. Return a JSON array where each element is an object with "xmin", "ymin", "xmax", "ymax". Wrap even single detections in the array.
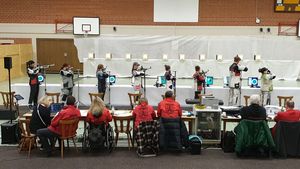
[
  {"xmin": 37, "ymin": 96, "xmax": 80, "ymax": 156},
  {"xmin": 272, "ymin": 100, "xmax": 300, "ymax": 136},
  {"xmin": 132, "ymin": 98, "xmax": 156, "ymax": 128},
  {"xmin": 157, "ymin": 91, "xmax": 182, "ymax": 118},
  {"xmin": 86, "ymin": 97, "xmax": 112, "ymax": 126},
  {"xmin": 29, "ymin": 96, "xmax": 53, "ymax": 134},
  {"xmin": 240, "ymin": 94, "xmax": 266, "ymax": 120}
]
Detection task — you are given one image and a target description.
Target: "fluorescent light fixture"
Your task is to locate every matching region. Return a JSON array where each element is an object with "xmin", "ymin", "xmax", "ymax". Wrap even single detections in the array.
[
  {"xmin": 88, "ymin": 52, "xmax": 95, "ymax": 59},
  {"xmin": 142, "ymin": 54, "xmax": 148, "ymax": 61},
  {"xmin": 254, "ymin": 54, "xmax": 261, "ymax": 61},
  {"xmin": 216, "ymin": 54, "xmax": 223, "ymax": 61},
  {"xmin": 199, "ymin": 54, "xmax": 206, "ymax": 61},
  {"xmin": 105, "ymin": 53, "xmax": 112, "ymax": 60},
  {"xmin": 125, "ymin": 53, "xmax": 131, "ymax": 60},
  {"xmin": 162, "ymin": 54, "xmax": 168, "ymax": 61},
  {"xmin": 179, "ymin": 54, "xmax": 185, "ymax": 61}
]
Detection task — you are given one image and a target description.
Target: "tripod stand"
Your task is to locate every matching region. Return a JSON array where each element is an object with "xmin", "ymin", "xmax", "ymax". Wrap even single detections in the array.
[
  {"xmin": 75, "ymin": 69, "xmax": 84, "ymax": 108},
  {"xmin": 173, "ymin": 71, "xmax": 177, "ymax": 96},
  {"xmin": 141, "ymin": 67, "xmax": 151, "ymax": 97},
  {"xmin": 39, "ymin": 64, "xmax": 54, "ymax": 93},
  {"xmin": 107, "ymin": 71, "xmax": 112, "ymax": 108}
]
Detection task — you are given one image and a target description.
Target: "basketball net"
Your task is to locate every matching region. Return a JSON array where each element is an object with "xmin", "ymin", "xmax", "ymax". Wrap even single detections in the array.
[{"xmin": 83, "ymin": 30, "xmax": 89, "ymax": 38}]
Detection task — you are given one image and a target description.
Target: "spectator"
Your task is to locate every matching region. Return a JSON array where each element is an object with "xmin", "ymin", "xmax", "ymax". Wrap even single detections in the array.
[
  {"xmin": 272, "ymin": 100, "xmax": 300, "ymax": 136},
  {"xmin": 240, "ymin": 94, "xmax": 266, "ymax": 120},
  {"xmin": 86, "ymin": 97, "xmax": 112, "ymax": 126},
  {"xmin": 132, "ymin": 98, "xmax": 156, "ymax": 128},
  {"xmin": 29, "ymin": 96, "xmax": 53, "ymax": 134},
  {"xmin": 157, "ymin": 91, "xmax": 182, "ymax": 118},
  {"xmin": 37, "ymin": 96, "xmax": 81, "ymax": 156}
]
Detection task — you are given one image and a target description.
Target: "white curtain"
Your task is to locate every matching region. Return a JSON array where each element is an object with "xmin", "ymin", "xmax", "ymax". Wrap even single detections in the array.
[{"xmin": 74, "ymin": 35, "xmax": 300, "ymax": 80}]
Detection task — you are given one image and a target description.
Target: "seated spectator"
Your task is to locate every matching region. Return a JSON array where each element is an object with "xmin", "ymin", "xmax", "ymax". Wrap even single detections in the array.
[
  {"xmin": 240, "ymin": 94, "xmax": 266, "ymax": 120},
  {"xmin": 272, "ymin": 100, "xmax": 300, "ymax": 136},
  {"xmin": 37, "ymin": 96, "xmax": 81, "ymax": 156},
  {"xmin": 132, "ymin": 98, "xmax": 156, "ymax": 128},
  {"xmin": 157, "ymin": 91, "xmax": 182, "ymax": 118},
  {"xmin": 86, "ymin": 97, "xmax": 112, "ymax": 126},
  {"xmin": 29, "ymin": 96, "xmax": 53, "ymax": 134}
]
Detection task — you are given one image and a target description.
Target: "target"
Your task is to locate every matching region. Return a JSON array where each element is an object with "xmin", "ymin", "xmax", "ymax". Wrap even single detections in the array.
[
  {"xmin": 38, "ymin": 75, "xmax": 44, "ymax": 82},
  {"xmin": 248, "ymin": 77, "xmax": 258, "ymax": 87}
]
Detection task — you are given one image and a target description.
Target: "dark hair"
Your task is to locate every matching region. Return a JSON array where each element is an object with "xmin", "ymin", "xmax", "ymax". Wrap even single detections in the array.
[
  {"xmin": 66, "ymin": 96, "xmax": 76, "ymax": 105},
  {"xmin": 61, "ymin": 63, "xmax": 69, "ymax": 70},
  {"xmin": 195, "ymin": 66, "xmax": 200, "ymax": 71},
  {"xmin": 165, "ymin": 65, "xmax": 171, "ymax": 71},
  {"xmin": 132, "ymin": 62, "xmax": 139, "ymax": 73},
  {"xmin": 286, "ymin": 100, "xmax": 294, "ymax": 109},
  {"xmin": 258, "ymin": 67, "xmax": 268, "ymax": 73},
  {"xmin": 234, "ymin": 55, "xmax": 241, "ymax": 62},
  {"xmin": 27, "ymin": 60, "xmax": 35, "ymax": 68},
  {"xmin": 165, "ymin": 91, "xmax": 173, "ymax": 98}
]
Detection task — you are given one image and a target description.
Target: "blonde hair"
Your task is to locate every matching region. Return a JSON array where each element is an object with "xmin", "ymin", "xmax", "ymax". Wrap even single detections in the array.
[
  {"xmin": 38, "ymin": 96, "xmax": 52, "ymax": 107},
  {"xmin": 89, "ymin": 97, "xmax": 105, "ymax": 117}
]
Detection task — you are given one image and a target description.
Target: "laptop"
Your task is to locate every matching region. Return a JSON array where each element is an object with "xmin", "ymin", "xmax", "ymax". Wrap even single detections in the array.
[{"xmin": 50, "ymin": 103, "xmax": 64, "ymax": 115}]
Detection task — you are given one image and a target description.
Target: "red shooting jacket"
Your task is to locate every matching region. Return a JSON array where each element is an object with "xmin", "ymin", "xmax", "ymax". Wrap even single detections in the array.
[
  {"xmin": 48, "ymin": 105, "xmax": 81, "ymax": 135},
  {"xmin": 157, "ymin": 98, "xmax": 182, "ymax": 119},
  {"xmin": 86, "ymin": 108, "xmax": 112, "ymax": 125},
  {"xmin": 132, "ymin": 102, "xmax": 156, "ymax": 128}
]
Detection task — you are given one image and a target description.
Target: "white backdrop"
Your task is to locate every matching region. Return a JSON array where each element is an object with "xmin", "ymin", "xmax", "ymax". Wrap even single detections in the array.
[
  {"xmin": 74, "ymin": 35, "xmax": 300, "ymax": 80},
  {"xmin": 83, "ymin": 58, "xmax": 300, "ymax": 80}
]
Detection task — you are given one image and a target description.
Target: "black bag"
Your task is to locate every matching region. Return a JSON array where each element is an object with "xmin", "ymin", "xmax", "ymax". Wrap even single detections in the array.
[
  {"xmin": 189, "ymin": 135, "xmax": 202, "ymax": 155},
  {"xmin": 88, "ymin": 127, "xmax": 104, "ymax": 148},
  {"xmin": 222, "ymin": 131, "xmax": 236, "ymax": 153}
]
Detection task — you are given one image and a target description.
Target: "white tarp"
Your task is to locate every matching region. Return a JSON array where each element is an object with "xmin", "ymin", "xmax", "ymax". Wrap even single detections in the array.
[{"xmin": 74, "ymin": 35, "xmax": 300, "ymax": 80}]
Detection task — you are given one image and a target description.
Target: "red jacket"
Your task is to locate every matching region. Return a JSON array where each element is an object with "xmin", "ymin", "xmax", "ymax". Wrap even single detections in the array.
[
  {"xmin": 48, "ymin": 105, "xmax": 81, "ymax": 135},
  {"xmin": 86, "ymin": 108, "xmax": 112, "ymax": 125},
  {"xmin": 272, "ymin": 109, "xmax": 300, "ymax": 136},
  {"xmin": 132, "ymin": 102, "xmax": 156, "ymax": 128},
  {"xmin": 157, "ymin": 98, "xmax": 182, "ymax": 119}
]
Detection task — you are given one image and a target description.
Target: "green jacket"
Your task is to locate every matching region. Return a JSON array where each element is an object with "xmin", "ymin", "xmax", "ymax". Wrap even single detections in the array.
[{"xmin": 234, "ymin": 120, "xmax": 275, "ymax": 153}]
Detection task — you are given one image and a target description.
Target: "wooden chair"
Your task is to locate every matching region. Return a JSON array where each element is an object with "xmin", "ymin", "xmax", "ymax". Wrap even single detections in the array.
[
  {"xmin": 244, "ymin": 95, "xmax": 250, "ymax": 106},
  {"xmin": 58, "ymin": 118, "xmax": 79, "ymax": 159},
  {"xmin": 88, "ymin": 92, "xmax": 104, "ymax": 103},
  {"xmin": 45, "ymin": 92, "xmax": 60, "ymax": 103},
  {"xmin": 0, "ymin": 91, "xmax": 19, "ymax": 115},
  {"xmin": 112, "ymin": 115, "xmax": 133, "ymax": 150},
  {"xmin": 128, "ymin": 93, "xmax": 142, "ymax": 109},
  {"xmin": 277, "ymin": 96, "xmax": 293, "ymax": 107},
  {"xmin": 0, "ymin": 91, "xmax": 16, "ymax": 108},
  {"xmin": 19, "ymin": 118, "xmax": 37, "ymax": 158}
]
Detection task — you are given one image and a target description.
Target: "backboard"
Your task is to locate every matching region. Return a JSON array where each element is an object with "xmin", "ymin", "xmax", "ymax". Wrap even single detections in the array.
[{"xmin": 73, "ymin": 17, "xmax": 100, "ymax": 35}]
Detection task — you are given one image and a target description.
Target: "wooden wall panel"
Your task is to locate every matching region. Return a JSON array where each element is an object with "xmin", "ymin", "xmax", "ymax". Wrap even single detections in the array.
[
  {"xmin": 0, "ymin": 44, "xmax": 33, "ymax": 82},
  {"xmin": 36, "ymin": 39, "xmax": 82, "ymax": 73}
]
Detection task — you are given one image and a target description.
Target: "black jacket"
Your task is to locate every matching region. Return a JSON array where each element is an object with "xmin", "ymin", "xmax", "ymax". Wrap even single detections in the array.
[
  {"xmin": 240, "ymin": 104, "xmax": 266, "ymax": 120},
  {"xmin": 159, "ymin": 117, "xmax": 188, "ymax": 151},
  {"xmin": 29, "ymin": 105, "xmax": 51, "ymax": 134},
  {"xmin": 274, "ymin": 121, "xmax": 300, "ymax": 157}
]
